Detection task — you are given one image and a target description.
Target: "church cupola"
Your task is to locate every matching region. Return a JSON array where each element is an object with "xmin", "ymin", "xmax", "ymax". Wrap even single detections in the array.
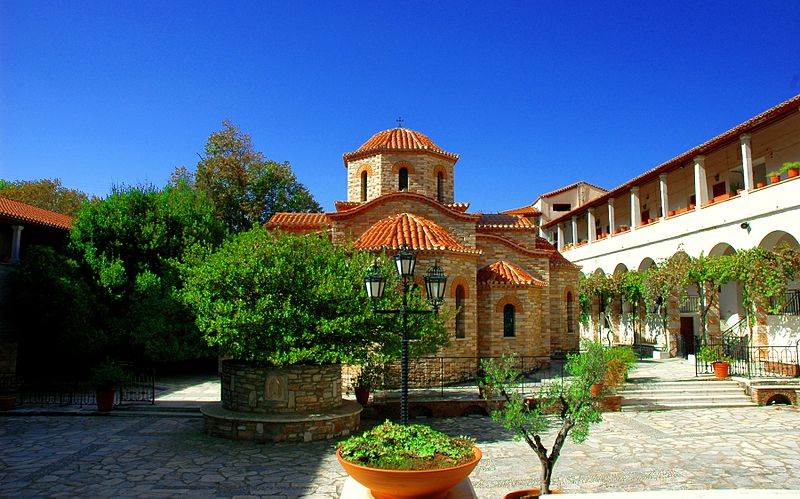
[{"xmin": 343, "ymin": 127, "xmax": 458, "ymax": 204}]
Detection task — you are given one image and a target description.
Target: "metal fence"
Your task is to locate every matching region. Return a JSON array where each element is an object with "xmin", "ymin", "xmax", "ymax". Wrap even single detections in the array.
[
  {"xmin": 695, "ymin": 337, "xmax": 800, "ymax": 378},
  {"xmin": 771, "ymin": 290, "xmax": 800, "ymax": 316},
  {"xmin": 680, "ymin": 296, "xmax": 700, "ymax": 313},
  {"xmin": 376, "ymin": 354, "xmax": 573, "ymax": 397},
  {"xmin": 0, "ymin": 369, "xmax": 155, "ymax": 407}
]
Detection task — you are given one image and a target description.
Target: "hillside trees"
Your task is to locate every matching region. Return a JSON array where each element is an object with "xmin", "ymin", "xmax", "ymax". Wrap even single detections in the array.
[
  {"xmin": 0, "ymin": 178, "xmax": 91, "ymax": 217},
  {"xmin": 191, "ymin": 120, "xmax": 322, "ymax": 233}
]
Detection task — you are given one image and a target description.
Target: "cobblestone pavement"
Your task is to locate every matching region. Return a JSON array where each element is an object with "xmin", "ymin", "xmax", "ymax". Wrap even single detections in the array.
[{"xmin": 2, "ymin": 405, "xmax": 799, "ymax": 497}]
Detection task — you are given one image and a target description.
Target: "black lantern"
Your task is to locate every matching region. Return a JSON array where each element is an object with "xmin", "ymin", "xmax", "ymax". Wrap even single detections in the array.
[
  {"xmin": 394, "ymin": 244, "xmax": 416, "ymax": 279},
  {"xmin": 363, "ymin": 263, "xmax": 386, "ymax": 301},
  {"xmin": 424, "ymin": 261, "xmax": 447, "ymax": 308}
]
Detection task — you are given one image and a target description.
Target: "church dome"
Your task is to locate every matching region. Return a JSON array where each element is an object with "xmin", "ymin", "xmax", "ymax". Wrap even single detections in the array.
[
  {"xmin": 343, "ymin": 127, "xmax": 459, "ymax": 165},
  {"xmin": 354, "ymin": 212, "xmax": 479, "ymax": 254},
  {"xmin": 478, "ymin": 260, "xmax": 545, "ymax": 286}
]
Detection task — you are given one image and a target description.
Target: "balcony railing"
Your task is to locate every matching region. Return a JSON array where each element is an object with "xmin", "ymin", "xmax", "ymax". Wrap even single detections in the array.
[
  {"xmin": 680, "ymin": 296, "xmax": 700, "ymax": 313},
  {"xmin": 771, "ymin": 290, "xmax": 800, "ymax": 316}
]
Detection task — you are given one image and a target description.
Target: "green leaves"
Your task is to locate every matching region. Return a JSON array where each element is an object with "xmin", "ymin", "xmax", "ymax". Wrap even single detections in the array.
[{"xmin": 338, "ymin": 421, "xmax": 475, "ymax": 470}]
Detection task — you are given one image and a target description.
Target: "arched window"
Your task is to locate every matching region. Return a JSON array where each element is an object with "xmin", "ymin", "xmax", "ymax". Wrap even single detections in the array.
[
  {"xmin": 503, "ymin": 304, "xmax": 515, "ymax": 337},
  {"xmin": 566, "ymin": 292, "xmax": 575, "ymax": 334},
  {"xmin": 437, "ymin": 171, "xmax": 444, "ymax": 202},
  {"xmin": 399, "ymin": 167, "xmax": 409, "ymax": 191},
  {"xmin": 455, "ymin": 285, "xmax": 465, "ymax": 338},
  {"xmin": 360, "ymin": 171, "xmax": 368, "ymax": 202}
]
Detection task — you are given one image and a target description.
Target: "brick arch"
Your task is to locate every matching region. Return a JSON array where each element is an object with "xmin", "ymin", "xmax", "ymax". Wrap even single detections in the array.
[
  {"xmin": 495, "ymin": 294, "xmax": 524, "ymax": 314},
  {"xmin": 391, "ymin": 161, "xmax": 416, "ymax": 175},
  {"xmin": 433, "ymin": 165, "xmax": 448, "ymax": 180},
  {"xmin": 564, "ymin": 285, "xmax": 577, "ymax": 301},
  {"xmin": 449, "ymin": 277, "xmax": 470, "ymax": 299},
  {"xmin": 355, "ymin": 164, "xmax": 374, "ymax": 177}
]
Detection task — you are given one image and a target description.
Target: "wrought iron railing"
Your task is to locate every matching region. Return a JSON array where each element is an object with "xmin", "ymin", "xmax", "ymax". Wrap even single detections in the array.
[
  {"xmin": 770, "ymin": 290, "xmax": 800, "ymax": 316},
  {"xmin": 0, "ymin": 369, "xmax": 155, "ymax": 407},
  {"xmin": 680, "ymin": 296, "xmax": 700, "ymax": 313},
  {"xmin": 694, "ymin": 338, "xmax": 799, "ymax": 378},
  {"xmin": 375, "ymin": 355, "xmax": 572, "ymax": 397}
]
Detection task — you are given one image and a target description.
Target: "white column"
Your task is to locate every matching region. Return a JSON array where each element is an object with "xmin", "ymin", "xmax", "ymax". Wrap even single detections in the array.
[
  {"xmin": 587, "ymin": 209, "xmax": 596, "ymax": 243},
  {"xmin": 740, "ymin": 134, "xmax": 753, "ymax": 194},
  {"xmin": 630, "ymin": 187, "xmax": 641, "ymax": 230},
  {"xmin": 694, "ymin": 155, "xmax": 708, "ymax": 211},
  {"xmin": 607, "ymin": 199, "xmax": 616, "ymax": 235},
  {"xmin": 537, "ymin": 217, "xmax": 544, "ymax": 238},
  {"xmin": 10, "ymin": 225, "xmax": 23, "ymax": 263},
  {"xmin": 659, "ymin": 173, "xmax": 669, "ymax": 219},
  {"xmin": 571, "ymin": 216, "xmax": 578, "ymax": 244},
  {"xmin": 556, "ymin": 224, "xmax": 564, "ymax": 251}
]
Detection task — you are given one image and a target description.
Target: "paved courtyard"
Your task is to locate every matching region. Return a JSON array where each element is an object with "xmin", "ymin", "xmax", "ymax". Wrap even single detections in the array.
[{"xmin": 1, "ymin": 405, "xmax": 799, "ymax": 497}]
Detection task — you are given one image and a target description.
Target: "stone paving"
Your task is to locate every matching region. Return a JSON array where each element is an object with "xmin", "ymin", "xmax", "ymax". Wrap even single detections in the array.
[{"xmin": 2, "ymin": 405, "xmax": 799, "ymax": 497}]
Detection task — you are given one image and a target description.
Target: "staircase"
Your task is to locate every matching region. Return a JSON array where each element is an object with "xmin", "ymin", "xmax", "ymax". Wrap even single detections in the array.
[{"xmin": 620, "ymin": 379, "xmax": 756, "ymax": 411}]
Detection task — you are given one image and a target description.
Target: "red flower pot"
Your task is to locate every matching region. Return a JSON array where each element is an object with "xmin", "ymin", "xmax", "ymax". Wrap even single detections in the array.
[
  {"xmin": 712, "ymin": 362, "xmax": 730, "ymax": 379},
  {"xmin": 770, "ymin": 175, "xmax": 781, "ymax": 184},
  {"xmin": 788, "ymin": 168, "xmax": 799, "ymax": 178},
  {"xmin": 590, "ymin": 382, "xmax": 605, "ymax": 397},
  {"xmin": 337, "ymin": 446, "xmax": 482, "ymax": 499},
  {"xmin": 0, "ymin": 395, "xmax": 15, "ymax": 411},
  {"xmin": 354, "ymin": 387, "xmax": 370, "ymax": 405},
  {"xmin": 96, "ymin": 389, "xmax": 116, "ymax": 412},
  {"xmin": 756, "ymin": 181, "xmax": 765, "ymax": 188}
]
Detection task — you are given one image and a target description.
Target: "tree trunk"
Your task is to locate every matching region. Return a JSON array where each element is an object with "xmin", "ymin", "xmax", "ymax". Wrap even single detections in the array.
[{"xmin": 540, "ymin": 456, "xmax": 554, "ymax": 495}]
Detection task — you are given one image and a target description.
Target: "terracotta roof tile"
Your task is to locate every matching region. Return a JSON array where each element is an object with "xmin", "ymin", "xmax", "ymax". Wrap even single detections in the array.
[
  {"xmin": 0, "ymin": 197, "xmax": 72, "ymax": 230},
  {"xmin": 477, "ymin": 260, "xmax": 545, "ymax": 286},
  {"xmin": 444, "ymin": 202, "xmax": 470, "ymax": 213},
  {"xmin": 354, "ymin": 212, "xmax": 480, "ymax": 254},
  {"xmin": 500, "ymin": 204, "xmax": 542, "ymax": 217},
  {"xmin": 477, "ymin": 214, "xmax": 535, "ymax": 229},
  {"xmin": 266, "ymin": 212, "xmax": 329, "ymax": 230},
  {"xmin": 342, "ymin": 128, "xmax": 459, "ymax": 166},
  {"xmin": 334, "ymin": 201, "xmax": 363, "ymax": 212}
]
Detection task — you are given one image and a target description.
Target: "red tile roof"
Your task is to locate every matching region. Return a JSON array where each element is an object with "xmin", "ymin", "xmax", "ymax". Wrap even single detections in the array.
[
  {"xmin": 477, "ymin": 214, "xmax": 535, "ymax": 230},
  {"xmin": 536, "ymin": 181, "xmax": 607, "ymax": 201},
  {"xmin": 445, "ymin": 202, "xmax": 470, "ymax": 213},
  {"xmin": 543, "ymin": 93, "xmax": 800, "ymax": 229},
  {"xmin": 266, "ymin": 212, "xmax": 330, "ymax": 232},
  {"xmin": 354, "ymin": 212, "xmax": 480, "ymax": 254},
  {"xmin": 0, "ymin": 196, "xmax": 72, "ymax": 230},
  {"xmin": 477, "ymin": 260, "xmax": 545, "ymax": 287},
  {"xmin": 327, "ymin": 191, "xmax": 481, "ymax": 223},
  {"xmin": 500, "ymin": 204, "xmax": 542, "ymax": 217},
  {"xmin": 342, "ymin": 128, "xmax": 460, "ymax": 166},
  {"xmin": 334, "ymin": 201, "xmax": 362, "ymax": 212}
]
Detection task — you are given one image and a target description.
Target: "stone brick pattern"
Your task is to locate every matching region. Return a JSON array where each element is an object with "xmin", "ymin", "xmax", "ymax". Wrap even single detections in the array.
[
  {"xmin": 347, "ymin": 153, "xmax": 455, "ymax": 203},
  {"xmin": 221, "ymin": 362, "xmax": 342, "ymax": 414}
]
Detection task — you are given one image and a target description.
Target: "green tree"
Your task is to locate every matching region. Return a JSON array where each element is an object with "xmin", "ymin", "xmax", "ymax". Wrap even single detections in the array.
[
  {"xmin": 683, "ymin": 253, "xmax": 736, "ymax": 344},
  {"xmin": 68, "ymin": 182, "xmax": 225, "ymax": 363},
  {"xmin": 182, "ymin": 228, "xmax": 448, "ymax": 367},
  {"xmin": 642, "ymin": 253, "xmax": 689, "ymax": 343},
  {"xmin": 193, "ymin": 120, "xmax": 322, "ymax": 233},
  {"xmin": 0, "ymin": 178, "xmax": 91, "ymax": 217}
]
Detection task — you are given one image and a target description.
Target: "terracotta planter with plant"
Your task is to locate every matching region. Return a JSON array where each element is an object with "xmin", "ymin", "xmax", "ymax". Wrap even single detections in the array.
[
  {"xmin": 353, "ymin": 356, "xmax": 384, "ymax": 406},
  {"xmin": 768, "ymin": 171, "xmax": 782, "ymax": 184},
  {"xmin": 91, "ymin": 360, "xmax": 128, "ymax": 412},
  {"xmin": 756, "ymin": 181, "xmax": 765, "ymax": 188},
  {"xmin": 479, "ymin": 341, "xmax": 606, "ymax": 496},
  {"xmin": 697, "ymin": 346, "xmax": 733, "ymax": 379},
  {"xmin": 337, "ymin": 421, "xmax": 481, "ymax": 498},
  {"xmin": 781, "ymin": 161, "xmax": 800, "ymax": 179}
]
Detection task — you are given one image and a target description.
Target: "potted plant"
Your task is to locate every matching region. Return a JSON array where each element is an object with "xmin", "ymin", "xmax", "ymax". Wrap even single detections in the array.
[
  {"xmin": 0, "ymin": 375, "xmax": 19, "ymax": 411},
  {"xmin": 91, "ymin": 359, "xmax": 128, "ymax": 412},
  {"xmin": 353, "ymin": 357, "xmax": 385, "ymax": 406},
  {"xmin": 619, "ymin": 225, "xmax": 629, "ymax": 233},
  {"xmin": 697, "ymin": 345, "xmax": 733, "ymax": 378},
  {"xmin": 781, "ymin": 161, "xmax": 800, "ymax": 178},
  {"xmin": 603, "ymin": 346, "xmax": 637, "ymax": 390},
  {"xmin": 756, "ymin": 181, "xmax": 765, "ymax": 188},
  {"xmin": 480, "ymin": 345, "xmax": 605, "ymax": 498},
  {"xmin": 337, "ymin": 420, "xmax": 481, "ymax": 498},
  {"xmin": 768, "ymin": 170, "xmax": 782, "ymax": 184}
]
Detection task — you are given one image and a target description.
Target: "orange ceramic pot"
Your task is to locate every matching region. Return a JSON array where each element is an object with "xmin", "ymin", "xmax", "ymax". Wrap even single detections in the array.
[
  {"xmin": 337, "ymin": 446, "xmax": 482, "ymax": 499},
  {"xmin": 504, "ymin": 488, "xmax": 564, "ymax": 498},
  {"xmin": 712, "ymin": 362, "xmax": 730, "ymax": 379},
  {"xmin": 770, "ymin": 175, "xmax": 781, "ymax": 184},
  {"xmin": 96, "ymin": 389, "xmax": 116, "ymax": 412},
  {"xmin": 354, "ymin": 387, "xmax": 370, "ymax": 405},
  {"xmin": 788, "ymin": 168, "xmax": 799, "ymax": 178}
]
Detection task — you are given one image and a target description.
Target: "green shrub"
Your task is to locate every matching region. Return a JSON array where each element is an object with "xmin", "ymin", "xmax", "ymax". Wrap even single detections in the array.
[
  {"xmin": 90, "ymin": 360, "xmax": 128, "ymax": 390},
  {"xmin": 697, "ymin": 345, "xmax": 733, "ymax": 364},
  {"xmin": 338, "ymin": 420, "xmax": 475, "ymax": 470}
]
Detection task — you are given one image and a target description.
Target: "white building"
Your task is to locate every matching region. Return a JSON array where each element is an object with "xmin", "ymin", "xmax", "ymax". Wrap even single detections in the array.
[{"xmin": 540, "ymin": 94, "xmax": 800, "ymax": 355}]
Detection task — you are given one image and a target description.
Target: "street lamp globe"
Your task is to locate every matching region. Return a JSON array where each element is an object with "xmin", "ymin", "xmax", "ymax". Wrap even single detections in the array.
[
  {"xmin": 424, "ymin": 261, "xmax": 448, "ymax": 308},
  {"xmin": 394, "ymin": 244, "xmax": 416, "ymax": 279},
  {"xmin": 363, "ymin": 263, "xmax": 386, "ymax": 301}
]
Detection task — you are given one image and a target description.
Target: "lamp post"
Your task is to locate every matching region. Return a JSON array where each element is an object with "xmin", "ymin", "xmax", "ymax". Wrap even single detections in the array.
[{"xmin": 363, "ymin": 244, "xmax": 447, "ymax": 425}]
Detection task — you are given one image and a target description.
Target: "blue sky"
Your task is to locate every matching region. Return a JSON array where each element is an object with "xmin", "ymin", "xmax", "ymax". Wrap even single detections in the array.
[{"xmin": 2, "ymin": 1, "xmax": 799, "ymax": 213}]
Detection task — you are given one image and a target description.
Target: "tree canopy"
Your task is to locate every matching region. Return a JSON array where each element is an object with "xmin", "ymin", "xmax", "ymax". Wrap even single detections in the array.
[
  {"xmin": 0, "ymin": 178, "xmax": 91, "ymax": 217},
  {"xmin": 189, "ymin": 120, "xmax": 322, "ymax": 233}
]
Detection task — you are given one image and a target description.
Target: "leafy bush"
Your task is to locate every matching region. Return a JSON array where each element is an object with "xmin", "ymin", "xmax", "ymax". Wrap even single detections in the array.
[
  {"xmin": 697, "ymin": 345, "xmax": 733, "ymax": 364},
  {"xmin": 90, "ymin": 360, "xmax": 129, "ymax": 390},
  {"xmin": 604, "ymin": 346, "xmax": 637, "ymax": 388},
  {"xmin": 338, "ymin": 421, "xmax": 475, "ymax": 470}
]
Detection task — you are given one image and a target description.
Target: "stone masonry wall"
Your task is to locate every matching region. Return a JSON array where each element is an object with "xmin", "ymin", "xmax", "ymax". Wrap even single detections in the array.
[
  {"xmin": 346, "ymin": 153, "xmax": 456, "ymax": 204},
  {"xmin": 221, "ymin": 362, "xmax": 342, "ymax": 414}
]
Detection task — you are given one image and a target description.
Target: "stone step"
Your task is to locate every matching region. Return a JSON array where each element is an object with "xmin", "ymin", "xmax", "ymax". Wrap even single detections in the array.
[
  {"xmin": 622, "ymin": 386, "xmax": 745, "ymax": 397},
  {"xmin": 624, "ymin": 381, "xmax": 741, "ymax": 389},
  {"xmin": 621, "ymin": 393, "xmax": 754, "ymax": 405},
  {"xmin": 621, "ymin": 400, "xmax": 757, "ymax": 412}
]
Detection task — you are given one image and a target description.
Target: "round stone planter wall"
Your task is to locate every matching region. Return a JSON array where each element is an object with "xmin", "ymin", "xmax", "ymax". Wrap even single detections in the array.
[
  {"xmin": 221, "ymin": 361, "xmax": 342, "ymax": 414},
  {"xmin": 204, "ymin": 361, "xmax": 360, "ymax": 443}
]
